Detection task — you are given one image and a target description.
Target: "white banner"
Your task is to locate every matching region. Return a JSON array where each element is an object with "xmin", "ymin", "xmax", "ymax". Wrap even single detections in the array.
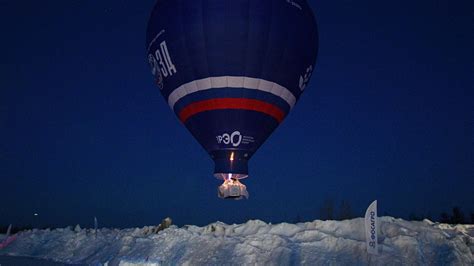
[
  {"xmin": 6, "ymin": 224, "xmax": 12, "ymax": 238},
  {"xmin": 365, "ymin": 200, "xmax": 378, "ymax": 255},
  {"xmin": 0, "ymin": 224, "xmax": 16, "ymax": 249}
]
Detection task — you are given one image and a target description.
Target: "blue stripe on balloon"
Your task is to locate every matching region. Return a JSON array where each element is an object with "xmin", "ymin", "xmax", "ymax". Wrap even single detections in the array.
[{"xmin": 172, "ymin": 88, "xmax": 291, "ymax": 115}]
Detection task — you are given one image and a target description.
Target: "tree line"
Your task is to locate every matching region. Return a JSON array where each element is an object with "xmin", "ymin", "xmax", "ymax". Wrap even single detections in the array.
[
  {"xmin": 2, "ymin": 204, "xmax": 473, "ymax": 234},
  {"xmin": 314, "ymin": 199, "xmax": 474, "ymax": 224}
]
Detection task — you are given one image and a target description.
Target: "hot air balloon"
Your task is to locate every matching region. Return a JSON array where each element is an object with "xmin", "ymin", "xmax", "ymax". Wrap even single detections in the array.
[{"xmin": 146, "ymin": 0, "xmax": 318, "ymax": 199}]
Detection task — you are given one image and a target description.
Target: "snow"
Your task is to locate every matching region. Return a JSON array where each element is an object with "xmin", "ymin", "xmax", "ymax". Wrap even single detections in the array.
[{"xmin": 0, "ymin": 217, "xmax": 472, "ymax": 265}]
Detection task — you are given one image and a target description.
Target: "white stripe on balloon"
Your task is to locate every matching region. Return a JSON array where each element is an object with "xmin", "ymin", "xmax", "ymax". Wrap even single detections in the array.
[{"xmin": 167, "ymin": 76, "xmax": 296, "ymax": 110}]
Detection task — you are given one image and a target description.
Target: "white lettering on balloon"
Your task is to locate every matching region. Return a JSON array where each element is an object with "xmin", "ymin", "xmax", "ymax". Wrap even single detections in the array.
[
  {"xmin": 299, "ymin": 65, "xmax": 313, "ymax": 91},
  {"xmin": 286, "ymin": 0, "xmax": 302, "ymax": 10},
  {"xmin": 148, "ymin": 40, "xmax": 177, "ymax": 89},
  {"xmin": 216, "ymin": 131, "xmax": 253, "ymax": 147}
]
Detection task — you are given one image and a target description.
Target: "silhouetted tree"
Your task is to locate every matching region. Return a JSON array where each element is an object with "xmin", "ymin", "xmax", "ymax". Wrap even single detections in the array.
[
  {"xmin": 320, "ymin": 199, "xmax": 335, "ymax": 220},
  {"xmin": 293, "ymin": 214, "xmax": 303, "ymax": 223},
  {"xmin": 451, "ymin": 207, "xmax": 465, "ymax": 224},
  {"xmin": 409, "ymin": 213, "xmax": 422, "ymax": 221},
  {"xmin": 440, "ymin": 212, "xmax": 450, "ymax": 223},
  {"xmin": 470, "ymin": 212, "xmax": 474, "ymax": 224},
  {"xmin": 338, "ymin": 200, "xmax": 353, "ymax": 220},
  {"xmin": 425, "ymin": 212, "xmax": 433, "ymax": 222}
]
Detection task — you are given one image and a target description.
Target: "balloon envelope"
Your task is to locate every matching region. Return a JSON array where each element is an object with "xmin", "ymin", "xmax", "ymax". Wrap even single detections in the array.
[{"xmin": 146, "ymin": 0, "xmax": 318, "ymax": 181}]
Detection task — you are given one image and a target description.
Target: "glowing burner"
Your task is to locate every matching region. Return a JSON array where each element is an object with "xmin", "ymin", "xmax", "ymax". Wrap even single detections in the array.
[{"xmin": 217, "ymin": 174, "xmax": 249, "ymax": 200}]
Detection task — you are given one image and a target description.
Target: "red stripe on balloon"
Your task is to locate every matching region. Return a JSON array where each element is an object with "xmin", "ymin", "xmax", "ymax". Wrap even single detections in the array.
[{"xmin": 179, "ymin": 98, "xmax": 285, "ymax": 123}]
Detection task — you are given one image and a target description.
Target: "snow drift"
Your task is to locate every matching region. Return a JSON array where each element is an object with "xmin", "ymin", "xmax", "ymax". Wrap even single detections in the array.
[{"xmin": 0, "ymin": 217, "xmax": 472, "ymax": 265}]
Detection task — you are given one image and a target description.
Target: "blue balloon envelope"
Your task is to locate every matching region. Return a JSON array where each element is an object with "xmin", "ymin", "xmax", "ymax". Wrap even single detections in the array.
[{"xmin": 146, "ymin": 0, "xmax": 318, "ymax": 199}]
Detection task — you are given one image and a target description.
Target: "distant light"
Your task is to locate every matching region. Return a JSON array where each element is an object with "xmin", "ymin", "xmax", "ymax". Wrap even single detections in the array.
[
  {"xmin": 34, "ymin": 213, "xmax": 38, "ymax": 216},
  {"xmin": 230, "ymin": 152, "xmax": 234, "ymax": 161}
]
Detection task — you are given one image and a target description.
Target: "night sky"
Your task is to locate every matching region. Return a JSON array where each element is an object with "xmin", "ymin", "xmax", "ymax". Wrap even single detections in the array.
[{"xmin": 1, "ymin": 0, "xmax": 473, "ymax": 228}]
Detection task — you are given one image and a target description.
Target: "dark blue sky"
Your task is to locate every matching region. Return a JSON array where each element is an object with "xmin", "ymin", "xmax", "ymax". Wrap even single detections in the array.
[{"xmin": 1, "ymin": 0, "xmax": 473, "ymax": 228}]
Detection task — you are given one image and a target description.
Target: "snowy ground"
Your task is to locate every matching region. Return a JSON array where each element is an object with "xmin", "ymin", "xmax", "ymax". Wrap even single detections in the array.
[{"xmin": 0, "ymin": 217, "xmax": 472, "ymax": 265}]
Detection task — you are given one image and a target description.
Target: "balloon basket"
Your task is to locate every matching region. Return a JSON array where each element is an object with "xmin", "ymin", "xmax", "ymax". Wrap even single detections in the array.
[{"xmin": 217, "ymin": 177, "xmax": 249, "ymax": 200}]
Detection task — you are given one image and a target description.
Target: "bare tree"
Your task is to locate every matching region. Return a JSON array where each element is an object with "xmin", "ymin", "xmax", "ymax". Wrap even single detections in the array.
[
  {"xmin": 293, "ymin": 214, "xmax": 303, "ymax": 223},
  {"xmin": 440, "ymin": 212, "xmax": 450, "ymax": 223},
  {"xmin": 338, "ymin": 200, "xmax": 353, "ymax": 220},
  {"xmin": 409, "ymin": 213, "xmax": 422, "ymax": 221},
  {"xmin": 451, "ymin": 207, "xmax": 465, "ymax": 224},
  {"xmin": 320, "ymin": 199, "xmax": 335, "ymax": 220}
]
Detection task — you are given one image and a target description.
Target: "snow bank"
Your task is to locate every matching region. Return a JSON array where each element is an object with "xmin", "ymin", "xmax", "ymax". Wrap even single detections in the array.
[{"xmin": 0, "ymin": 217, "xmax": 472, "ymax": 265}]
